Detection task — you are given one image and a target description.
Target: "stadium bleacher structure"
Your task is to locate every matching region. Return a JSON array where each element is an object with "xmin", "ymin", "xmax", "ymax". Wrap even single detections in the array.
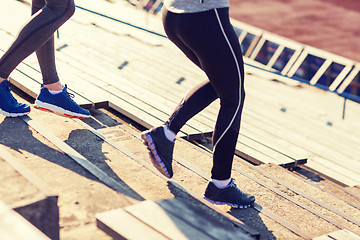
[
  {"xmin": 1, "ymin": 0, "xmax": 360, "ymax": 239},
  {"xmin": 1, "ymin": 0, "xmax": 359, "ymax": 186}
]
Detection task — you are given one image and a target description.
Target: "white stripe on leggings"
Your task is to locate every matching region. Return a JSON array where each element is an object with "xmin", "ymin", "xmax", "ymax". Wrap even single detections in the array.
[{"xmin": 213, "ymin": 8, "xmax": 243, "ymax": 151}]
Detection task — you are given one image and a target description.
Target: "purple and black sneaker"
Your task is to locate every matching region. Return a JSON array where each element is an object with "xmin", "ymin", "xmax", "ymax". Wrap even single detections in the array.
[
  {"xmin": 204, "ymin": 178, "xmax": 255, "ymax": 208},
  {"xmin": 141, "ymin": 126, "xmax": 174, "ymax": 178}
]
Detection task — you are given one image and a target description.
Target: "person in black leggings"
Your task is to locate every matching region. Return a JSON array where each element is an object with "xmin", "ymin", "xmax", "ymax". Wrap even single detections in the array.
[
  {"xmin": 142, "ymin": 4, "xmax": 255, "ymax": 208},
  {"xmin": 0, "ymin": 0, "xmax": 90, "ymax": 118}
]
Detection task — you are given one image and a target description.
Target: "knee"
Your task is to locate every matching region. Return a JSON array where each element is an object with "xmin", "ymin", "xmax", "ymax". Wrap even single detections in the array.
[
  {"xmin": 61, "ymin": 0, "xmax": 76, "ymax": 20},
  {"xmin": 47, "ymin": 0, "xmax": 76, "ymax": 20},
  {"xmin": 66, "ymin": 0, "xmax": 76, "ymax": 18},
  {"xmin": 221, "ymin": 88, "xmax": 245, "ymax": 107}
]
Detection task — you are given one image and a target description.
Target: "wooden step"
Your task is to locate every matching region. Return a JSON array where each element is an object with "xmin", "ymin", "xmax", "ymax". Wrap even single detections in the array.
[
  {"xmin": 312, "ymin": 229, "xmax": 360, "ymax": 240},
  {"xmin": 0, "ymin": 144, "xmax": 59, "ymax": 240},
  {"xmin": 0, "ymin": 200, "xmax": 50, "ymax": 240},
  {"xmin": 96, "ymin": 199, "xmax": 253, "ymax": 240}
]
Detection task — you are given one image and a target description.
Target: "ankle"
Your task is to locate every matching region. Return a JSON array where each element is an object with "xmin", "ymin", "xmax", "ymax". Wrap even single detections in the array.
[
  {"xmin": 163, "ymin": 125, "xmax": 176, "ymax": 142},
  {"xmin": 0, "ymin": 77, "xmax": 7, "ymax": 83},
  {"xmin": 43, "ymin": 81, "xmax": 63, "ymax": 91},
  {"xmin": 211, "ymin": 178, "xmax": 231, "ymax": 189}
]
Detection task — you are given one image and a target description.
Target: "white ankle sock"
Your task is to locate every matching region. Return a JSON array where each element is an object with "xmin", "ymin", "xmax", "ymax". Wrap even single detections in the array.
[
  {"xmin": 163, "ymin": 125, "xmax": 176, "ymax": 142},
  {"xmin": 48, "ymin": 89, "xmax": 62, "ymax": 94},
  {"xmin": 211, "ymin": 178, "xmax": 231, "ymax": 189}
]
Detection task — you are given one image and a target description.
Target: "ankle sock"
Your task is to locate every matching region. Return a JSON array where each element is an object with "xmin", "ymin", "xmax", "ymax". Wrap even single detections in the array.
[
  {"xmin": 163, "ymin": 125, "xmax": 176, "ymax": 142},
  {"xmin": 211, "ymin": 178, "xmax": 231, "ymax": 189},
  {"xmin": 48, "ymin": 89, "xmax": 62, "ymax": 94}
]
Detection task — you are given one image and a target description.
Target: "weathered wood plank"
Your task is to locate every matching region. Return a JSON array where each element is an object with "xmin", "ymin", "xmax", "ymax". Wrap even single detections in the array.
[
  {"xmin": 157, "ymin": 198, "xmax": 253, "ymax": 240},
  {"xmin": 312, "ymin": 229, "xmax": 360, "ymax": 240},
  {"xmin": 0, "ymin": 200, "xmax": 50, "ymax": 240},
  {"xmin": 125, "ymin": 200, "xmax": 210, "ymax": 240},
  {"xmin": 328, "ymin": 229, "xmax": 360, "ymax": 240},
  {"xmin": 0, "ymin": 145, "xmax": 59, "ymax": 240},
  {"xmin": 96, "ymin": 208, "xmax": 168, "ymax": 240},
  {"xmin": 305, "ymin": 160, "xmax": 360, "ymax": 187},
  {"xmin": 20, "ymin": 115, "xmax": 141, "ymax": 199},
  {"xmin": 97, "ymin": 199, "xmax": 253, "ymax": 240},
  {"xmin": 311, "ymin": 235, "xmax": 333, "ymax": 240},
  {"xmin": 0, "ymin": 145, "xmax": 56, "ymax": 197}
]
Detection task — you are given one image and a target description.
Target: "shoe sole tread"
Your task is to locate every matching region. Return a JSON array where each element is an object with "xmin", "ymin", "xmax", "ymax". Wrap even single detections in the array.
[
  {"xmin": 0, "ymin": 108, "xmax": 30, "ymax": 117},
  {"xmin": 203, "ymin": 196, "xmax": 254, "ymax": 209},
  {"xmin": 34, "ymin": 101, "xmax": 90, "ymax": 119}
]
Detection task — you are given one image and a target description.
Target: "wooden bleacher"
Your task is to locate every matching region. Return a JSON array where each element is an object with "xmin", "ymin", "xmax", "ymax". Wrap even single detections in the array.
[
  {"xmin": 1, "ymin": 0, "xmax": 360, "ymax": 186},
  {"xmin": 1, "ymin": 1, "xmax": 360, "ymax": 238}
]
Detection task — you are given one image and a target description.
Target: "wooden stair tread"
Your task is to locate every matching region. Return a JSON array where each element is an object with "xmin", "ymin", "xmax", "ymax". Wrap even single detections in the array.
[
  {"xmin": 0, "ymin": 200, "xmax": 50, "ymax": 240},
  {"xmin": 312, "ymin": 229, "xmax": 360, "ymax": 240},
  {"xmin": 96, "ymin": 199, "xmax": 253, "ymax": 240}
]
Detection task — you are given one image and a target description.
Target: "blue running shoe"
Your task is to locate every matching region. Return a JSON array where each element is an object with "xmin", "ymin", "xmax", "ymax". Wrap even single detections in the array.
[
  {"xmin": 141, "ymin": 126, "xmax": 174, "ymax": 178},
  {"xmin": 204, "ymin": 178, "xmax": 255, "ymax": 208},
  {"xmin": 34, "ymin": 85, "xmax": 90, "ymax": 119},
  {"xmin": 0, "ymin": 80, "xmax": 30, "ymax": 117}
]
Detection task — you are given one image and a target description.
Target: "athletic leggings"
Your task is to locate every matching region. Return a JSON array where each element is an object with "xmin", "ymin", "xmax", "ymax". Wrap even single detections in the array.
[
  {"xmin": 163, "ymin": 7, "xmax": 246, "ymax": 180},
  {"xmin": 0, "ymin": 0, "xmax": 75, "ymax": 84}
]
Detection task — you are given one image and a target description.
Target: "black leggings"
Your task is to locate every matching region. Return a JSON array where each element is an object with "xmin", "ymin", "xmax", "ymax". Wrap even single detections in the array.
[
  {"xmin": 163, "ymin": 8, "xmax": 246, "ymax": 180},
  {"xmin": 0, "ymin": 0, "xmax": 75, "ymax": 84}
]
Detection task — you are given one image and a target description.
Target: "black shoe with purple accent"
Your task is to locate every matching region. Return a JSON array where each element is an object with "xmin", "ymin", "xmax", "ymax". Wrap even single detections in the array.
[
  {"xmin": 204, "ymin": 178, "xmax": 255, "ymax": 208},
  {"xmin": 141, "ymin": 126, "xmax": 174, "ymax": 178}
]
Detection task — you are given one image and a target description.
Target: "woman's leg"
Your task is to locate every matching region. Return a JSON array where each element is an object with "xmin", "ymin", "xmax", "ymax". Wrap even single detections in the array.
[
  {"xmin": 0, "ymin": 0, "xmax": 75, "ymax": 79},
  {"xmin": 32, "ymin": 0, "xmax": 61, "ymax": 89},
  {"xmin": 163, "ymin": 8, "xmax": 254, "ymax": 207},
  {"xmin": 163, "ymin": 8, "xmax": 246, "ymax": 180},
  {"xmin": 162, "ymin": 8, "xmax": 219, "ymax": 134},
  {"xmin": 0, "ymin": 0, "xmax": 90, "ymax": 118},
  {"xmin": 140, "ymin": 8, "xmax": 220, "ymax": 178}
]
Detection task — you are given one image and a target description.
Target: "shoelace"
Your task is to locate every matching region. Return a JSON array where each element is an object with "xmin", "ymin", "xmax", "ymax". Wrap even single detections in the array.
[
  {"xmin": 229, "ymin": 179, "xmax": 245, "ymax": 195},
  {"xmin": 63, "ymin": 88, "xmax": 76, "ymax": 101}
]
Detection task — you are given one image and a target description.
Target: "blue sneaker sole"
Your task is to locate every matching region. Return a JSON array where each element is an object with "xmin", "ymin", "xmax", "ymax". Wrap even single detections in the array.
[
  {"xmin": 34, "ymin": 100, "xmax": 90, "ymax": 119},
  {"xmin": 0, "ymin": 108, "xmax": 30, "ymax": 117},
  {"xmin": 141, "ymin": 132, "xmax": 172, "ymax": 178},
  {"xmin": 203, "ymin": 196, "xmax": 254, "ymax": 209}
]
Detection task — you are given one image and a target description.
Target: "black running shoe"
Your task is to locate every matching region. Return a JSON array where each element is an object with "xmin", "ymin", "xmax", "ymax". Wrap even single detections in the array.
[
  {"xmin": 141, "ymin": 126, "xmax": 174, "ymax": 178},
  {"xmin": 204, "ymin": 178, "xmax": 255, "ymax": 208}
]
